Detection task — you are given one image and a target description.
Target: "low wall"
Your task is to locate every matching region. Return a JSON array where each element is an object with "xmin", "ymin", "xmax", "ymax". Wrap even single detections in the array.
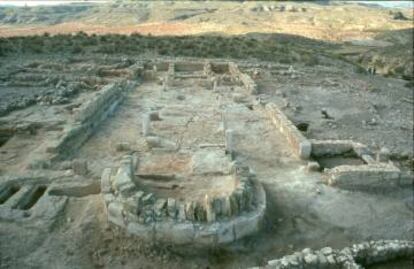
[
  {"xmin": 255, "ymin": 240, "xmax": 413, "ymax": 269},
  {"xmin": 46, "ymin": 80, "xmax": 133, "ymax": 158},
  {"xmin": 310, "ymin": 139, "xmax": 373, "ymax": 158},
  {"xmin": 101, "ymin": 155, "xmax": 266, "ymax": 246},
  {"xmin": 265, "ymin": 103, "xmax": 311, "ymax": 159},
  {"xmin": 324, "ymin": 163, "xmax": 402, "ymax": 190},
  {"xmin": 229, "ymin": 62, "xmax": 258, "ymax": 95}
]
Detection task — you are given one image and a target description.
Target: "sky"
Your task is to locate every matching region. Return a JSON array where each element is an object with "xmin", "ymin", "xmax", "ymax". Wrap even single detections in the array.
[
  {"xmin": 351, "ymin": 1, "xmax": 413, "ymax": 8},
  {"xmin": 0, "ymin": 0, "xmax": 412, "ymax": 8},
  {"xmin": 0, "ymin": 1, "xmax": 104, "ymax": 6}
]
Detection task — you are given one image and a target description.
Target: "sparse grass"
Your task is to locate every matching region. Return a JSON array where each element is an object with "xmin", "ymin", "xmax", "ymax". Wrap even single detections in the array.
[{"xmin": 0, "ymin": 33, "xmax": 329, "ymax": 67}]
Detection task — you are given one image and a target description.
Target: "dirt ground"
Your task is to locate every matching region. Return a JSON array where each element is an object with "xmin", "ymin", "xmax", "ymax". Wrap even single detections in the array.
[{"xmin": 0, "ymin": 52, "xmax": 412, "ymax": 269}]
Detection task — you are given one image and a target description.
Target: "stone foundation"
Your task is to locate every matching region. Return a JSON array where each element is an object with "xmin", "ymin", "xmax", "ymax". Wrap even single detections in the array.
[{"xmin": 325, "ymin": 163, "xmax": 402, "ymax": 190}]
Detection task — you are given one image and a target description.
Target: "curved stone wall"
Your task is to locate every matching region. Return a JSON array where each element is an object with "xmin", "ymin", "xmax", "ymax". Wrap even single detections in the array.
[{"xmin": 101, "ymin": 154, "xmax": 266, "ymax": 246}]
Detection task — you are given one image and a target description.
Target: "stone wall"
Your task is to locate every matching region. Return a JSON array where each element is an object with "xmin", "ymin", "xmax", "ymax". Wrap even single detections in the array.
[
  {"xmin": 265, "ymin": 103, "xmax": 311, "ymax": 159},
  {"xmin": 46, "ymin": 80, "xmax": 133, "ymax": 158},
  {"xmin": 229, "ymin": 62, "xmax": 258, "ymax": 95},
  {"xmin": 101, "ymin": 154, "xmax": 266, "ymax": 246},
  {"xmin": 324, "ymin": 163, "xmax": 402, "ymax": 190},
  {"xmin": 254, "ymin": 240, "xmax": 413, "ymax": 269},
  {"xmin": 310, "ymin": 139, "xmax": 373, "ymax": 160}
]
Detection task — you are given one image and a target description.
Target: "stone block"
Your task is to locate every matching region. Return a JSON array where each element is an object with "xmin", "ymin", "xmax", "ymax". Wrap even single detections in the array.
[
  {"xmin": 299, "ymin": 140, "xmax": 312, "ymax": 159},
  {"xmin": 204, "ymin": 195, "xmax": 216, "ymax": 223},
  {"xmin": 167, "ymin": 198, "xmax": 177, "ymax": 218},
  {"xmin": 177, "ymin": 203, "xmax": 186, "ymax": 221},
  {"xmin": 154, "ymin": 198, "xmax": 167, "ymax": 219},
  {"xmin": 222, "ymin": 196, "xmax": 232, "ymax": 217},
  {"xmin": 229, "ymin": 193, "xmax": 239, "ymax": 216},
  {"xmin": 100, "ymin": 168, "xmax": 112, "ymax": 193},
  {"xmin": 107, "ymin": 201, "xmax": 125, "ymax": 228},
  {"xmin": 212, "ymin": 197, "xmax": 223, "ymax": 217},
  {"xmin": 142, "ymin": 114, "xmax": 151, "ymax": 136},
  {"xmin": 185, "ymin": 201, "xmax": 195, "ymax": 221}
]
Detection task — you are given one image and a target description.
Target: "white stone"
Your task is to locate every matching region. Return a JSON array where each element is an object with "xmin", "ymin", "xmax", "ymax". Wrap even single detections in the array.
[
  {"xmin": 225, "ymin": 129, "xmax": 235, "ymax": 157},
  {"xmin": 100, "ymin": 168, "xmax": 112, "ymax": 193},
  {"xmin": 142, "ymin": 113, "xmax": 151, "ymax": 137},
  {"xmin": 107, "ymin": 202, "xmax": 125, "ymax": 228}
]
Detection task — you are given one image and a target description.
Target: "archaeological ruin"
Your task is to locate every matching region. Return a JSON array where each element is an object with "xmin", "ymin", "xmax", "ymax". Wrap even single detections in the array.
[{"xmin": 0, "ymin": 54, "xmax": 412, "ymax": 269}]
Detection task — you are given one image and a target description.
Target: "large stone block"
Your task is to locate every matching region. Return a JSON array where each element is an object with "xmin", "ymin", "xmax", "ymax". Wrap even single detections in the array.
[
  {"xmin": 299, "ymin": 140, "xmax": 312, "ymax": 159},
  {"xmin": 100, "ymin": 168, "xmax": 112, "ymax": 194},
  {"xmin": 107, "ymin": 201, "xmax": 125, "ymax": 228}
]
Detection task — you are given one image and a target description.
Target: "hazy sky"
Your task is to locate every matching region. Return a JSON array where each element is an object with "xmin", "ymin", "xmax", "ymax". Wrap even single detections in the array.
[
  {"xmin": 352, "ymin": 1, "xmax": 413, "ymax": 8},
  {"xmin": 0, "ymin": 1, "xmax": 104, "ymax": 6},
  {"xmin": 0, "ymin": 0, "xmax": 412, "ymax": 8}
]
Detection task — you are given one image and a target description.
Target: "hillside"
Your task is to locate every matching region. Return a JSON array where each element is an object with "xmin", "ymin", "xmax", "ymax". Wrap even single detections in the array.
[{"xmin": 0, "ymin": 1, "xmax": 412, "ymax": 80}]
